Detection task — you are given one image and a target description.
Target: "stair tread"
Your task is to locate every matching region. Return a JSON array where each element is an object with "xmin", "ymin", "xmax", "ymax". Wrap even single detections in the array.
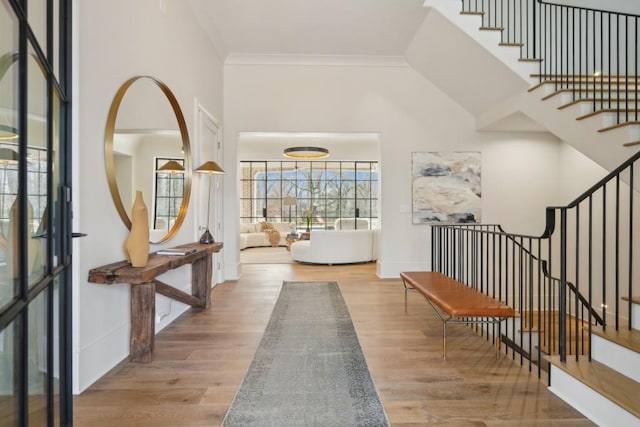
[
  {"xmin": 558, "ymin": 98, "xmax": 639, "ymax": 110},
  {"xmin": 520, "ymin": 311, "xmax": 590, "ymax": 333},
  {"xmin": 541, "ymin": 88, "xmax": 640, "ymax": 101},
  {"xmin": 622, "ymin": 296, "xmax": 640, "ymax": 304},
  {"xmin": 622, "ymin": 140, "xmax": 640, "ymax": 147},
  {"xmin": 557, "ymin": 89, "xmax": 638, "ymax": 94},
  {"xmin": 598, "ymin": 121, "xmax": 640, "ymax": 132},
  {"xmin": 531, "ymin": 73, "xmax": 640, "ymax": 80},
  {"xmin": 577, "ymin": 109, "xmax": 640, "ymax": 120},
  {"xmin": 531, "ymin": 80, "xmax": 639, "ymax": 90},
  {"xmin": 592, "ymin": 327, "xmax": 640, "ymax": 353},
  {"xmin": 546, "ymin": 356, "xmax": 640, "ymax": 418},
  {"xmin": 520, "ymin": 311, "xmax": 591, "ymax": 356}
]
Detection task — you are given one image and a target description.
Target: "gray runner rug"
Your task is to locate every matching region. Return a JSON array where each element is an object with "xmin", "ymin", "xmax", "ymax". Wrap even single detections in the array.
[{"xmin": 222, "ymin": 281, "xmax": 389, "ymax": 427}]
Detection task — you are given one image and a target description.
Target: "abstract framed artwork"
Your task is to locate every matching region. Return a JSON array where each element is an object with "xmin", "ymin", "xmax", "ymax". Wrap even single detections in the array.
[{"xmin": 411, "ymin": 151, "xmax": 481, "ymax": 224}]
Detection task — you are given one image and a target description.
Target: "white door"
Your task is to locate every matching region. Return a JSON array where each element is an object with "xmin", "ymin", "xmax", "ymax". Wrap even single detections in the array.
[{"xmin": 196, "ymin": 104, "xmax": 224, "ymax": 285}]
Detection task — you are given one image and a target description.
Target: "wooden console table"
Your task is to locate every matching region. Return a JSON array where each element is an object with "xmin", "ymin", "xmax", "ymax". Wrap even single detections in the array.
[{"xmin": 88, "ymin": 242, "xmax": 223, "ymax": 362}]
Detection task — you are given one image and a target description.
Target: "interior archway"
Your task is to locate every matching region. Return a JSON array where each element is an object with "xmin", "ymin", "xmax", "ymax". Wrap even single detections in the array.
[{"xmin": 238, "ymin": 132, "xmax": 381, "ymax": 264}]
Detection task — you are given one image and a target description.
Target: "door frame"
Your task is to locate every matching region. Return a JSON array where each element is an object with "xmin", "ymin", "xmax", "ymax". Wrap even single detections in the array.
[{"xmin": 194, "ymin": 100, "xmax": 224, "ymax": 285}]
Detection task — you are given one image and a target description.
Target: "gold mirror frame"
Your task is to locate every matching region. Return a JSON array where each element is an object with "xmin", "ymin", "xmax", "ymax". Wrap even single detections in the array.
[{"xmin": 104, "ymin": 75, "xmax": 192, "ymax": 243}]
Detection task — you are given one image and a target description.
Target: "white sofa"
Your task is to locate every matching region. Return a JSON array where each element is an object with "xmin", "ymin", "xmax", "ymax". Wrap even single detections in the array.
[
  {"xmin": 290, "ymin": 229, "xmax": 377, "ymax": 264},
  {"xmin": 239, "ymin": 222, "xmax": 291, "ymax": 250}
]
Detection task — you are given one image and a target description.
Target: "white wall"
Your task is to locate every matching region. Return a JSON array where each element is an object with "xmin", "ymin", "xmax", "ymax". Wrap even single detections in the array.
[
  {"xmin": 222, "ymin": 59, "xmax": 568, "ymax": 279},
  {"xmin": 558, "ymin": 143, "xmax": 609, "ymax": 201},
  {"xmin": 74, "ymin": 0, "xmax": 223, "ymax": 393},
  {"xmin": 71, "ymin": 1, "xmax": 626, "ymax": 395}
]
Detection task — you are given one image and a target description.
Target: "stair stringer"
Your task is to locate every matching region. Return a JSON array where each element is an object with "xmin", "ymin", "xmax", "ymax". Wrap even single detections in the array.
[
  {"xmin": 405, "ymin": 4, "xmax": 533, "ymax": 118},
  {"xmin": 421, "ymin": 0, "xmax": 539, "ymax": 83}
]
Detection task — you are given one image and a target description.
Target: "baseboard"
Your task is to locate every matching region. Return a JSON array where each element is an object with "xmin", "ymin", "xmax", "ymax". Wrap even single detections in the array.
[
  {"xmin": 376, "ymin": 261, "xmax": 431, "ymax": 278},
  {"xmin": 224, "ymin": 261, "xmax": 241, "ymax": 280},
  {"xmin": 76, "ymin": 322, "xmax": 129, "ymax": 394}
]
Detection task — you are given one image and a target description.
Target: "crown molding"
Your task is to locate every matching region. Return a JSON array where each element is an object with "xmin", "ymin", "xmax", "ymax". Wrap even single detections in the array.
[{"xmin": 224, "ymin": 54, "xmax": 409, "ymax": 67}]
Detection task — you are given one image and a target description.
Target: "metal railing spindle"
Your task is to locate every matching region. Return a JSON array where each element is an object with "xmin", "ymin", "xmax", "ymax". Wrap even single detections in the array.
[
  {"xmin": 615, "ymin": 176, "xmax": 620, "ymax": 330},
  {"xmin": 602, "ymin": 185, "xmax": 607, "ymax": 330}
]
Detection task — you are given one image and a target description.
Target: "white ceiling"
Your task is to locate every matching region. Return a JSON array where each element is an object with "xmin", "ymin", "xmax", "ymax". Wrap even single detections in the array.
[
  {"xmin": 238, "ymin": 132, "xmax": 381, "ymax": 161},
  {"xmin": 188, "ymin": 0, "xmax": 429, "ymax": 59},
  {"xmin": 185, "ymin": 0, "xmax": 546, "ymax": 133}
]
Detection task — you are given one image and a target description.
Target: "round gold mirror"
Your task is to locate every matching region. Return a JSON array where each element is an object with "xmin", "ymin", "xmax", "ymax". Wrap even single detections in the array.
[{"xmin": 105, "ymin": 76, "xmax": 191, "ymax": 244}]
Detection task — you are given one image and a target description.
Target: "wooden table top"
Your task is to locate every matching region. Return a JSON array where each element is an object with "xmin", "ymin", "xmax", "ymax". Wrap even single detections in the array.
[{"xmin": 88, "ymin": 242, "xmax": 223, "ymax": 285}]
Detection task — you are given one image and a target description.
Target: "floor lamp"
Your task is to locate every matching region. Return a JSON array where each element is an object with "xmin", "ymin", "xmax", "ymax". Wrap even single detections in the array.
[
  {"xmin": 157, "ymin": 160, "xmax": 185, "ymax": 231},
  {"xmin": 195, "ymin": 161, "xmax": 225, "ymax": 244}
]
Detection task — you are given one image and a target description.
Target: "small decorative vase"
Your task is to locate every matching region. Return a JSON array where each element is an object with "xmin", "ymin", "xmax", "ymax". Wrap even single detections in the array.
[{"xmin": 123, "ymin": 191, "xmax": 150, "ymax": 267}]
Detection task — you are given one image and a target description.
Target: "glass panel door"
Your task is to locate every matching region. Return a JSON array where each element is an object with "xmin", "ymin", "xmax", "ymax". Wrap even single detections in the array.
[{"xmin": 0, "ymin": 1, "xmax": 72, "ymax": 426}]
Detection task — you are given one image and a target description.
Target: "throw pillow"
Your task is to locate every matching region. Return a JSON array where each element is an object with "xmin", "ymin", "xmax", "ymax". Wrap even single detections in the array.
[
  {"xmin": 265, "ymin": 229, "xmax": 280, "ymax": 247},
  {"xmin": 260, "ymin": 221, "xmax": 274, "ymax": 231}
]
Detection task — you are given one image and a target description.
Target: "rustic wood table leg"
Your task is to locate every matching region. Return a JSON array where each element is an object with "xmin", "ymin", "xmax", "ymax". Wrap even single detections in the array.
[
  {"xmin": 192, "ymin": 254, "xmax": 212, "ymax": 309},
  {"xmin": 130, "ymin": 282, "xmax": 155, "ymax": 362}
]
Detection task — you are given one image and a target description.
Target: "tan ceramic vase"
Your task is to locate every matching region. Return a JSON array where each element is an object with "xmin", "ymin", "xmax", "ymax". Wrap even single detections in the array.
[{"xmin": 123, "ymin": 191, "xmax": 150, "ymax": 267}]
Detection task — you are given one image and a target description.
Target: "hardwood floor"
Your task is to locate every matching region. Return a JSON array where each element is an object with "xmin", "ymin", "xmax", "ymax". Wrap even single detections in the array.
[{"xmin": 74, "ymin": 263, "xmax": 594, "ymax": 426}]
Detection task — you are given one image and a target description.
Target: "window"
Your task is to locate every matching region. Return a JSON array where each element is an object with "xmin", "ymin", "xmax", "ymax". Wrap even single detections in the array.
[
  {"xmin": 153, "ymin": 157, "xmax": 185, "ymax": 231},
  {"xmin": 240, "ymin": 161, "xmax": 378, "ymax": 230}
]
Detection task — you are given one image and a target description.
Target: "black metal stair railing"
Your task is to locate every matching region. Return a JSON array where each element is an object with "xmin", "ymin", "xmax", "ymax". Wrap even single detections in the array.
[
  {"xmin": 460, "ymin": 0, "xmax": 640, "ymax": 125},
  {"xmin": 431, "ymin": 223, "xmax": 601, "ymax": 376},
  {"xmin": 546, "ymin": 148, "xmax": 640, "ymax": 362},
  {"xmin": 431, "ymin": 149, "xmax": 640, "ymax": 368}
]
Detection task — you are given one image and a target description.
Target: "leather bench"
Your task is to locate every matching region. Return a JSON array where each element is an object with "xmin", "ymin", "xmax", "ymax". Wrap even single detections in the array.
[{"xmin": 400, "ymin": 271, "xmax": 516, "ymax": 358}]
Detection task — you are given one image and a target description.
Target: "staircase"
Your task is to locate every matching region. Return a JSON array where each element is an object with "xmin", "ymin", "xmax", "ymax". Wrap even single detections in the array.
[
  {"xmin": 412, "ymin": 0, "xmax": 640, "ymax": 172},
  {"xmin": 520, "ymin": 311, "xmax": 591, "ymax": 357},
  {"xmin": 420, "ymin": 1, "xmax": 640, "ymax": 425},
  {"xmin": 528, "ymin": 74, "xmax": 640, "ymax": 145},
  {"xmin": 547, "ymin": 318, "xmax": 640, "ymax": 426},
  {"xmin": 517, "ymin": 308, "xmax": 640, "ymax": 424}
]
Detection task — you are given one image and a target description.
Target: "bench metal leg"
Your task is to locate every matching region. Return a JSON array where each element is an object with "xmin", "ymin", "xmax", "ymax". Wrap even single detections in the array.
[
  {"xmin": 401, "ymin": 278, "xmax": 415, "ymax": 315},
  {"xmin": 496, "ymin": 323, "xmax": 501, "ymax": 358},
  {"xmin": 401, "ymin": 278, "xmax": 509, "ymax": 359},
  {"xmin": 443, "ymin": 321, "xmax": 447, "ymax": 359},
  {"xmin": 404, "ymin": 285, "xmax": 408, "ymax": 313}
]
